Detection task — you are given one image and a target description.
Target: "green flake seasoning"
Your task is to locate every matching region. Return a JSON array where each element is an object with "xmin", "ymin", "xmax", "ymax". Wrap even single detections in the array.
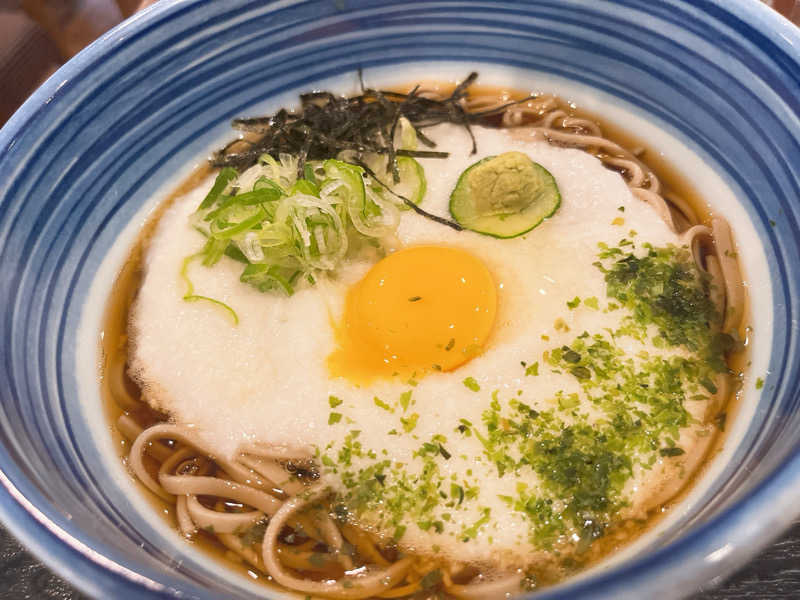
[
  {"xmin": 451, "ymin": 483, "xmax": 465, "ymax": 505},
  {"xmin": 462, "ymin": 377, "xmax": 481, "ymax": 392},
  {"xmin": 557, "ymin": 393, "xmax": 580, "ymax": 410},
  {"xmin": 373, "ymin": 396, "xmax": 394, "ymax": 412},
  {"xmin": 239, "ymin": 519, "xmax": 268, "ymax": 546},
  {"xmin": 583, "ymin": 296, "xmax": 599, "ymax": 310},
  {"xmin": 401, "ymin": 413, "xmax": 419, "ymax": 433},
  {"xmin": 419, "ymin": 569, "xmax": 443, "ymax": 590},
  {"xmin": 399, "ymin": 390, "xmax": 413, "ymax": 411},
  {"xmin": 569, "ymin": 366, "xmax": 591, "ymax": 380},
  {"xmin": 561, "ymin": 347, "xmax": 581, "ymax": 363},
  {"xmin": 309, "ymin": 239, "xmax": 733, "ymax": 568},
  {"xmin": 596, "ymin": 241, "xmax": 730, "ymax": 371},
  {"xmin": 461, "ymin": 508, "xmax": 491, "ymax": 541}
]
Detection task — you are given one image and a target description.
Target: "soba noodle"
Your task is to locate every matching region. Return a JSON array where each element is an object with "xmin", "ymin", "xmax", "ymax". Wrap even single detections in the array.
[{"xmin": 106, "ymin": 83, "xmax": 745, "ymax": 599}]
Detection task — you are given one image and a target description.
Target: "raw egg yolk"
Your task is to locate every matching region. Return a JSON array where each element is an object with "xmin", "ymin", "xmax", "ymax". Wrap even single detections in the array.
[{"xmin": 327, "ymin": 245, "xmax": 497, "ymax": 383}]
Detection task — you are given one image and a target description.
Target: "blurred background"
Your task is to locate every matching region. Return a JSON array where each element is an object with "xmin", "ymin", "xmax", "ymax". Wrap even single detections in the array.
[
  {"xmin": 0, "ymin": 0, "xmax": 798, "ymax": 126},
  {"xmin": 0, "ymin": 0, "xmax": 798, "ymax": 125},
  {"xmin": 0, "ymin": 0, "xmax": 151, "ymax": 124}
]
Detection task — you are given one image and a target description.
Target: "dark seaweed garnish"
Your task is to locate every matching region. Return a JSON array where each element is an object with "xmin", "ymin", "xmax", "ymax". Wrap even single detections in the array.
[
  {"xmin": 212, "ymin": 72, "xmax": 533, "ymax": 230},
  {"xmin": 214, "ymin": 71, "xmax": 531, "ymax": 174},
  {"xmin": 211, "ymin": 70, "xmax": 530, "ymax": 231}
]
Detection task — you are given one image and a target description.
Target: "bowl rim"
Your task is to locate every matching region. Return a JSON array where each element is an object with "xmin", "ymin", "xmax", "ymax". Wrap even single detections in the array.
[{"xmin": 1, "ymin": 0, "xmax": 800, "ymax": 598}]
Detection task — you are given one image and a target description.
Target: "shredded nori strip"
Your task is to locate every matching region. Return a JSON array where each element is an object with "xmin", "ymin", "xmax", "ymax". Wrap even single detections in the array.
[
  {"xmin": 214, "ymin": 71, "xmax": 516, "ymax": 173},
  {"xmin": 211, "ymin": 72, "xmax": 533, "ymax": 230}
]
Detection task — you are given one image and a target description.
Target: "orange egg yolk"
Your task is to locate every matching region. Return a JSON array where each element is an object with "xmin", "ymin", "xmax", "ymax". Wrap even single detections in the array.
[{"xmin": 327, "ymin": 245, "xmax": 497, "ymax": 384}]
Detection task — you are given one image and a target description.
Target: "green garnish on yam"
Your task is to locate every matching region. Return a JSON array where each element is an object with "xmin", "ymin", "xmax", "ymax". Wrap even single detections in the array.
[
  {"xmin": 183, "ymin": 153, "xmax": 428, "ymax": 303},
  {"xmin": 309, "ymin": 240, "xmax": 728, "ymax": 554},
  {"xmin": 449, "ymin": 151, "xmax": 561, "ymax": 238},
  {"xmin": 362, "ymin": 154, "xmax": 427, "ymax": 208}
]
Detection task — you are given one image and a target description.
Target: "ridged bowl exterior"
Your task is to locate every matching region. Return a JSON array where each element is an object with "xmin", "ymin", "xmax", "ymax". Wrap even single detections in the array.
[{"xmin": 0, "ymin": 1, "xmax": 799, "ymax": 598}]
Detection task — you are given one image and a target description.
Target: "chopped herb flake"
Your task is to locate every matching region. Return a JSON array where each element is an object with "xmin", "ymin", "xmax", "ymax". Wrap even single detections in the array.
[
  {"xmin": 373, "ymin": 396, "xmax": 393, "ymax": 412},
  {"xmin": 584, "ymin": 296, "xmax": 599, "ymax": 310},
  {"xmin": 420, "ymin": 569, "xmax": 443, "ymax": 590},
  {"xmin": 463, "ymin": 377, "xmax": 481, "ymax": 392},
  {"xmin": 401, "ymin": 413, "xmax": 419, "ymax": 433},
  {"xmin": 399, "ymin": 390, "xmax": 413, "ymax": 411}
]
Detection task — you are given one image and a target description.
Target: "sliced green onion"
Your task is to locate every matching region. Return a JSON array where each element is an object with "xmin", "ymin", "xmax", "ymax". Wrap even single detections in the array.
[
  {"xmin": 183, "ymin": 295, "xmax": 239, "ymax": 325},
  {"xmin": 394, "ymin": 116, "xmax": 418, "ymax": 151},
  {"xmin": 184, "ymin": 153, "xmax": 404, "ymax": 302},
  {"xmin": 200, "ymin": 237, "xmax": 230, "ymax": 267},
  {"xmin": 180, "ymin": 253, "xmax": 239, "ymax": 324},
  {"xmin": 322, "ymin": 159, "xmax": 373, "ymax": 217},
  {"xmin": 304, "ymin": 162, "xmax": 318, "ymax": 186},
  {"xmin": 199, "ymin": 167, "xmax": 237, "ymax": 209},
  {"xmin": 211, "ymin": 208, "xmax": 267, "ymax": 240},
  {"xmin": 240, "ymin": 263, "xmax": 296, "ymax": 295},
  {"xmin": 289, "ymin": 178, "xmax": 320, "ymax": 197}
]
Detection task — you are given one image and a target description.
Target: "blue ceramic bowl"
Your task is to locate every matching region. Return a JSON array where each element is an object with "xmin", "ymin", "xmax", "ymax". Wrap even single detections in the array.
[{"xmin": 1, "ymin": 1, "xmax": 799, "ymax": 598}]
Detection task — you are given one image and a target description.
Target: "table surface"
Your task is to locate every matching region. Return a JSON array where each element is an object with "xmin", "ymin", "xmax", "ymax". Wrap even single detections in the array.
[{"xmin": 2, "ymin": 520, "xmax": 800, "ymax": 598}]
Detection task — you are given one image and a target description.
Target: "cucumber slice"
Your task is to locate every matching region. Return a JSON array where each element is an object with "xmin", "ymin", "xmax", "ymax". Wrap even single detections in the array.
[
  {"xmin": 364, "ymin": 154, "xmax": 427, "ymax": 207},
  {"xmin": 449, "ymin": 151, "xmax": 560, "ymax": 238}
]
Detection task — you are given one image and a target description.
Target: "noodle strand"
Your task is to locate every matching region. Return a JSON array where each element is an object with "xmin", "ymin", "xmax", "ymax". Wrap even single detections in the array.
[{"xmin": 262, "ymin": 487, "xmax": 414, "ymax": 599}]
